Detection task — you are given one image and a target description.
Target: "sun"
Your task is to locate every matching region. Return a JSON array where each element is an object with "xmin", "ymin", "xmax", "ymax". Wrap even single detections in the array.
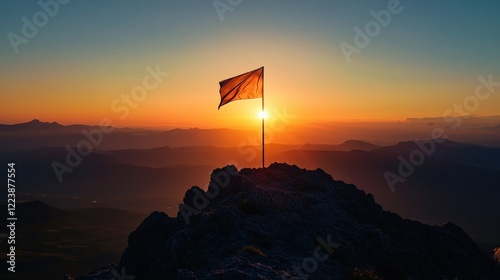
[{"xmin": 258, "ymin": 111, "xmax": 268, "ymax": 119}]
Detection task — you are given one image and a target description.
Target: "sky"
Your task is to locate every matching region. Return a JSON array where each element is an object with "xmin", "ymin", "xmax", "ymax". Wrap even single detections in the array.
[{"xmin": 1, "ymin": 0, "xmax": 499, "ymax": 129}]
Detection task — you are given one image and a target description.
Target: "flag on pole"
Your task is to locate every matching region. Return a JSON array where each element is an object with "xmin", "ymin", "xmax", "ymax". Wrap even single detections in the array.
[
  {"xmin": 218, "ymin": 67, "xmax": 263, "ymax": 109},
  {"xmin": 217, "ymin": 66, "xmax": 266, "ymax": 167}
]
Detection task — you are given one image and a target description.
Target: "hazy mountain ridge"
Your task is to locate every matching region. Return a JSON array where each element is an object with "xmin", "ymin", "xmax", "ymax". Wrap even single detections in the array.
[
  {"xmin": 370, "ymin": 139, "xmax": 500, "ymax": 170},
  {"xmin": 0, "ymin": 119, "xmax": 257, "ymax": 152},
  {"xmin": 3, "ymin": 138, "xmax": 499, "ymax": 247},
  {"xmin": 77, "ymin": 164, "xmax": 500, "ymax": 279},
  {"xmin": 0, "ymin": 146, "xmax": 215, "ymax": 214},
  {"xmin": 2, "ymin": 119, "xmax": 500, "ymax": 153},
  {"xmin": 0, "ymin": 119, "xmax": 104, "ymax": 134}
]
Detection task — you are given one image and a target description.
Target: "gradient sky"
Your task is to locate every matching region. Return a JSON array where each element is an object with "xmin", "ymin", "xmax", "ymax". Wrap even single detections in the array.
[{"xmin": 1, "ymin": 0, "xmax": 499, "ymax": 128}]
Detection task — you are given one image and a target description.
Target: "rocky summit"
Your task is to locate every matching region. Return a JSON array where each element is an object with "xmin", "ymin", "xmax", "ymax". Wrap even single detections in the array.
[{"xmin": 77, "ymin": 163, "xmax": 500, "ymax": 279}]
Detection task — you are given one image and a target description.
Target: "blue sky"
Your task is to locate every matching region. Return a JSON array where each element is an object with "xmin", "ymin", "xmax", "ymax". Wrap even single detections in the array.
[{"xmin": 1, "ymin": 0, "xmax": 499, "ymax": 126}]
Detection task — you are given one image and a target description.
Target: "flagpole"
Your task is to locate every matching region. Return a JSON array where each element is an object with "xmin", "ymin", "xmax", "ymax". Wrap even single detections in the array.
[{"xmin": 262, "ymin": 67, "xmax": 265, "ymax": 168}]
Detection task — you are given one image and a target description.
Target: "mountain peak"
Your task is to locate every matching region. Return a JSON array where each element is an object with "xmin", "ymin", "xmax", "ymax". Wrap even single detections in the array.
[
  {"xmin": 26, "ymin": 119, "xmax": 61, "ymax": 126},
  {"xmin": 0, "ymin": 119, "xmax": 64, "ymax": 134},
  {"xmin": 74, "ymin": 163, "xmax": 500, "ymax": 279},
  {"xmin": 342, "ymin": 139, "xmax": 366, "ymax": 144},
  {"xmin": 339, "ymin": 139, "xmax": 380, "ymax": 150}
]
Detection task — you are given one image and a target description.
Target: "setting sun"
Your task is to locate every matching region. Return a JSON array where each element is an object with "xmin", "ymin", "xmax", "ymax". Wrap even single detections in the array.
[{"xmin": 259, "ymin": 111, "xmax": 268, "ymax": 119}]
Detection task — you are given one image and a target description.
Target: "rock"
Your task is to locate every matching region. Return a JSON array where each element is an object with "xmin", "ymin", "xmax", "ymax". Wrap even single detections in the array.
[{"xmin": 82, "ymin": 163, "xmax": 500, "ymax": 279}]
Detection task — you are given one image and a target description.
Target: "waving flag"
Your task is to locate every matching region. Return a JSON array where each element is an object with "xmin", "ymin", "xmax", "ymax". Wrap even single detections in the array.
[
  {"xmin": 217, "ymin": 66, "xmax": 266, "ymax": 168},
  {"xmin": 218, "ymin": 67, "xmax": 264, "ymax": 109}
]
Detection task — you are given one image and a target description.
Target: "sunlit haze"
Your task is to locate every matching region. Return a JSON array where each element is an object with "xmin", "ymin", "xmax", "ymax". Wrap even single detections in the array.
[{"xmin": 1, "ymin": 1, "xmax": 499, "ymax": 129}]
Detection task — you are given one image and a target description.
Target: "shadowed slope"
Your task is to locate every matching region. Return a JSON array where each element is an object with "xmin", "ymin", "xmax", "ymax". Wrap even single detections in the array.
[{"xmin": 78, "ymin": 163, "xmax": 500, "ymax": 279}]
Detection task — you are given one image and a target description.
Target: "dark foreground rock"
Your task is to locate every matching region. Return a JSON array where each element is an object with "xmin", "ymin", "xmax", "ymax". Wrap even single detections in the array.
[{"xmin": 78, "ymin": 163, "xmax": 500, "ymax": 279}]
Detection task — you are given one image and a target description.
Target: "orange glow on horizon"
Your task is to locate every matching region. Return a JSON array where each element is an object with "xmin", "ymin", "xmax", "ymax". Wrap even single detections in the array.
[{"xmin": 2, "ymin": 38, "xmax": 499, "ymax": 128}]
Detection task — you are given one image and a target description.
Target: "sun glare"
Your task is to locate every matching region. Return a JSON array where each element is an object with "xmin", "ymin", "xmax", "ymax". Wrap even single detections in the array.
[{"xmin": 259, "ymin": 111, "xmax": 268, "ymax": 119}]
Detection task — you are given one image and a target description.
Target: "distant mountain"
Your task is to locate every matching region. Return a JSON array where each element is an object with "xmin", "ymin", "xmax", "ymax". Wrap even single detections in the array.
[
  {"xmin": 0, "ymin": 147, "xmax": 216, "ymax": 215},
  {"xmin": 371, "ymin": 139, "xmax": 500, "ymax": 170},
  {"xmin": 404, "ymin": 115, "xmax": 500, "ymax": 124},
  {"xmin": 340, "ymin": 139, "xmax": 380, "ymax": 150},
  {"xmin": 78, "ymin": 164, "xmax": 500, "ymax": 279},
  {"xmin": 0, "ymin": 119, "xmax": 257, "ymax": 152},
  {"xmin": 301, "ymin": 140, "xmax": 380, "ymax": 151},
  {"xmin": 0, "ymin": 119, "xmax": 60, "ymax": 129},
  {"xmin": 372, "ymin": 139, "xmax": 478, "ymax": 154},
  {"xmin": 0, "ymin": 119, "xmax": 91, "ymax": 134},
  {"xmin": 4, "ymin": 139, "xmax": 499, "ymax": 247},
  {"xmin": 97, "ymin": 141, "xmax": 380, "ymax": 169}
]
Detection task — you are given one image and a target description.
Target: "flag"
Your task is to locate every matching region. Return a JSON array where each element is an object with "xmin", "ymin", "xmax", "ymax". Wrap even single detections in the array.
[{"xmin": 218, "ymin": 67, "xmax": 263, "ymax": 109}]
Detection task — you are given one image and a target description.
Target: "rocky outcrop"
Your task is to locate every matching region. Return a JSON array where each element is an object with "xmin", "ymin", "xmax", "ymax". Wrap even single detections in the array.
[{"xmin": 80, "ymin": 163, "xmax": 500, "ymax": 279}]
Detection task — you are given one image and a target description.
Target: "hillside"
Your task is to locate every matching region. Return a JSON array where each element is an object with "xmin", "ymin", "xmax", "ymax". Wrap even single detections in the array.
[
  {"xmin": 0, "ymin": 201, "xmax": 146, "ymax": 280},
  {"xmin": 77, "ymin": 164, "xmax": 500, "ymax": 279}
]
